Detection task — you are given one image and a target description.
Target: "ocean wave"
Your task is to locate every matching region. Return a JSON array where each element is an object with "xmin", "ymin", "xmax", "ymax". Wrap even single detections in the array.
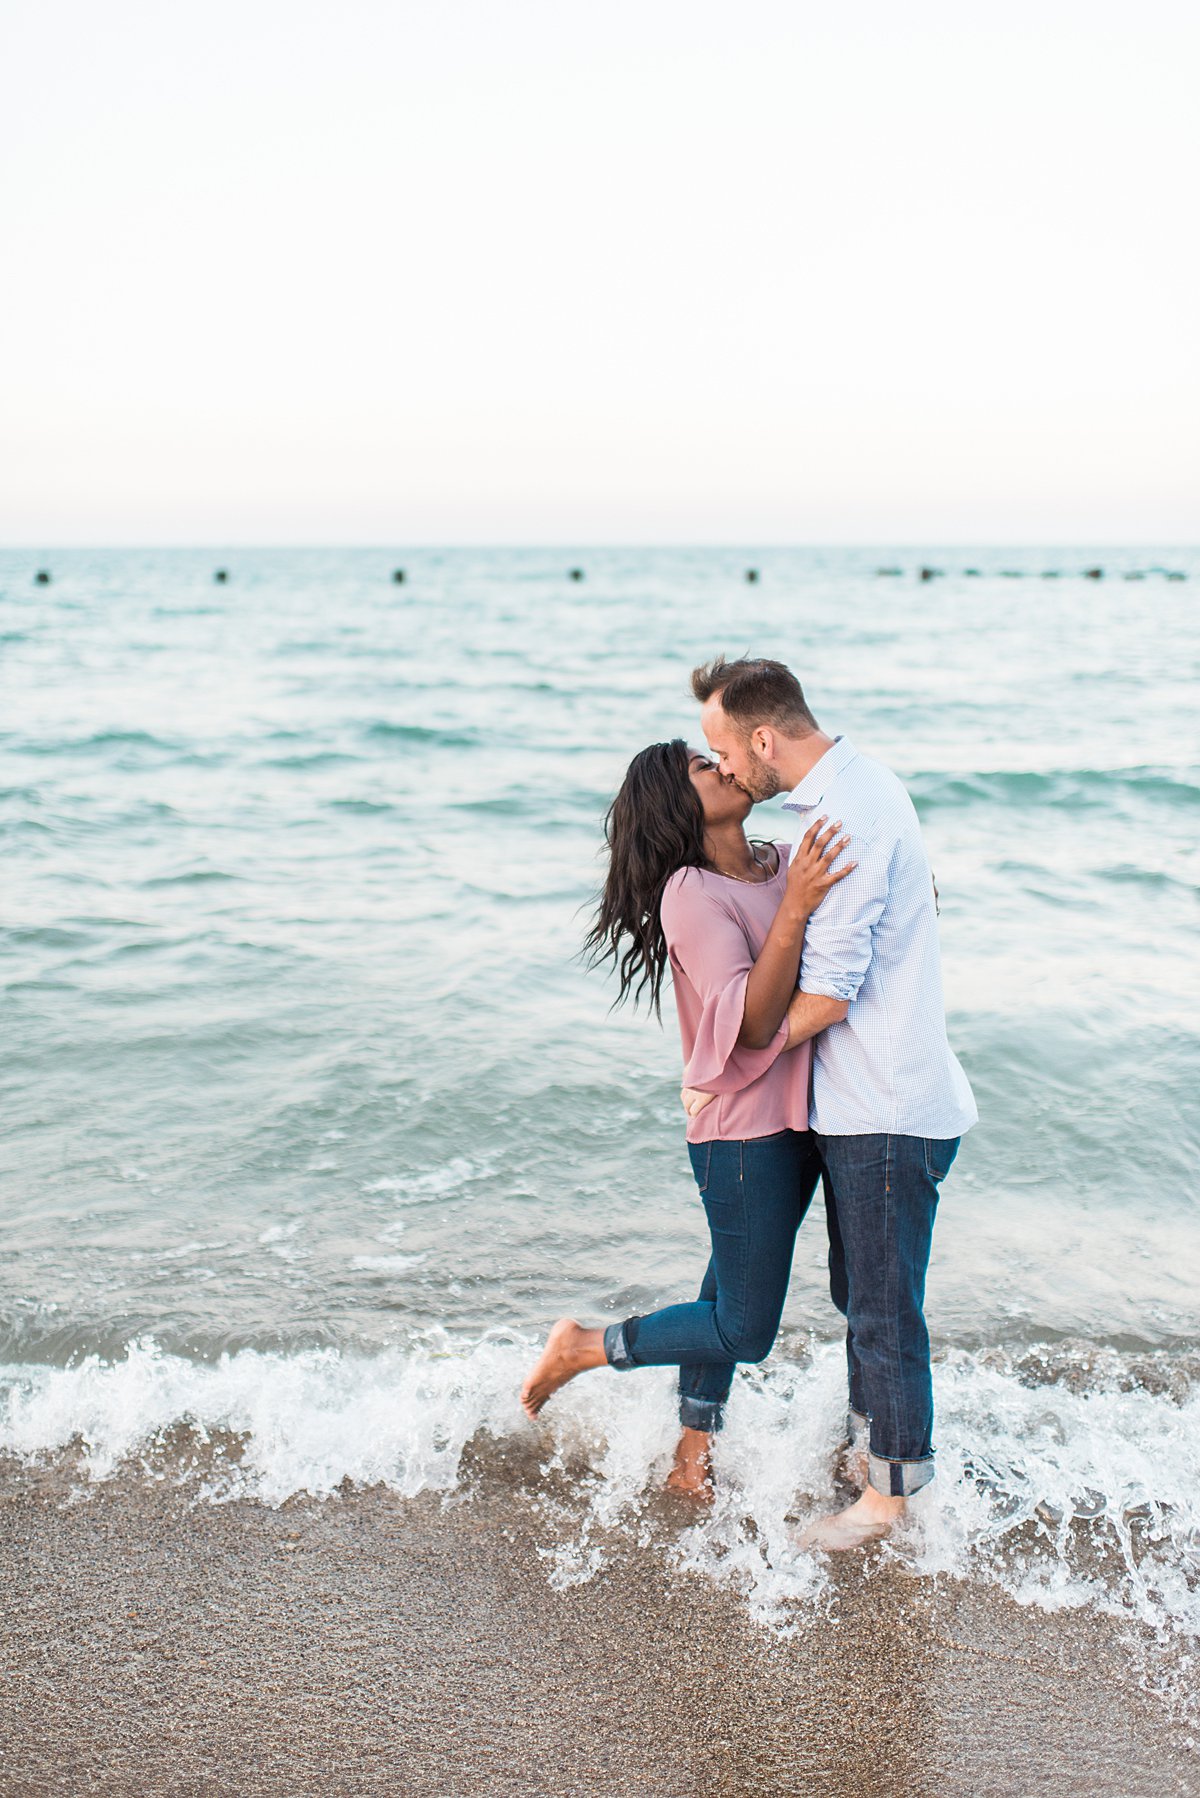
[
  {"xmin": 2, "ymin": 1335, "xmax": 1197, "ymax": 1667},
  {"xmin": 908, "ymin": 767, "xmax": 1199, "ymax": 812},
  {"xmin": 449, "ymin": 795, "xmax": 532, "ymax": 816},
  {"xmin": 363, "ymin": 722, "xmax": 481, "ymax": 748},
  {"xmin": 0, "ymin": 923, "xmax": 95, "ymax": 950},
  {"xmin": 1098, "ymin": 863, "xmax": 1197, "ymax": 892},
  {"xmin": 259, "ymin": 751, "xmax": 363, "ymax": 769},
  {"xmin": 325, "ymin": 798, "xmax": 397, "ymax": 813},
  {"xmin": 139, "ymin": 869, "xmax": 242, "ymax": 889},
  {"xmin": 43, "ymin": 729, "xmax": 184, "ymax": 755}
]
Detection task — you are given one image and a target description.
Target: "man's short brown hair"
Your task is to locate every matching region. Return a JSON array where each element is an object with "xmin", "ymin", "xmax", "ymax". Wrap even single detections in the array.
[{"xmin": 690, "ymin": 656, "xmax": 818, "ymax": 736}]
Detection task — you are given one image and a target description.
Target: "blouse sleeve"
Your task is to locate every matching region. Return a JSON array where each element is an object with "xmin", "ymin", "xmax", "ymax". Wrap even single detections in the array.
[{"xmin": 660, "ymin": 874, "xmax": 789, "ymax": 1094}]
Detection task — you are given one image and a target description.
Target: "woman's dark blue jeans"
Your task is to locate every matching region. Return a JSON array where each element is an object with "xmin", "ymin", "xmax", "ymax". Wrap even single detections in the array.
[{"xmin": 602, "ymin": 1129, "xmax": 820, "ymax": 1432}]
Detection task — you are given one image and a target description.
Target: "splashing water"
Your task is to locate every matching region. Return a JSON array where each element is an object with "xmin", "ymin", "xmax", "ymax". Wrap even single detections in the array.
[{"xmin": 2, "ymin": 1333, "xmax": 1197, "ymax": 1693}]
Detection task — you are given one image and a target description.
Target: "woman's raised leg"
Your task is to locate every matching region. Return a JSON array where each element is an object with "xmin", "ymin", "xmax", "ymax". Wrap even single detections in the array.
[{"xmin": 520, "ymin": 1132, "xmax": 820, "ymax": 1440}]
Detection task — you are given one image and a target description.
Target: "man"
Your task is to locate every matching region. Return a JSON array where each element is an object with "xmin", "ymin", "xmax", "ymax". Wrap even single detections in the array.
[{"xmin": 693, "ymin": 655, "xmax": 977, "ymax": 1549}]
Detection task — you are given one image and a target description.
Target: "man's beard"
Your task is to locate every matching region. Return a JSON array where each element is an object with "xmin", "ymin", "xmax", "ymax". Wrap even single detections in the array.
[{"xmin": 736, "ymin": 762, "xmax": 783, "ymax": 803}]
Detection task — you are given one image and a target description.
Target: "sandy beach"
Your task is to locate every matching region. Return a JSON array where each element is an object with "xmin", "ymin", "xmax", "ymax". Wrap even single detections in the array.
[{"xmin": 2, "ymin": 1451, "xmax": 1196, "ymax": 1798}]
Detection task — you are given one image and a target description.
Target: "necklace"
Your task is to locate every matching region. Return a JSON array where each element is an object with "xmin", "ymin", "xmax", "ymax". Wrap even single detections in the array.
[{"xmin": 708, "ymin": 843, "xmax": 772, "ymax": 884}]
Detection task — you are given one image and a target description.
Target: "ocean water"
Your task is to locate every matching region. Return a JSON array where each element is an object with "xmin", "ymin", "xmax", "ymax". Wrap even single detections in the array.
[{"xmin": 2, "ymin": 549, "xmax": 1197, "ymax": 1680}]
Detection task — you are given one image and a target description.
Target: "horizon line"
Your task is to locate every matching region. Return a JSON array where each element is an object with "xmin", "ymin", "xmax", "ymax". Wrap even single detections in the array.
[{"xmin": 2, "ymin": 540, "xmax": 1198, "ymax": 554}]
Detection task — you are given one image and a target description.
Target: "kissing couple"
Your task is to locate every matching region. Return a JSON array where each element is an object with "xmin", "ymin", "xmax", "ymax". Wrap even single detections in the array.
[{"xmin": 521, "ymin": 656, "xmax": 976, "ymax": 1550}]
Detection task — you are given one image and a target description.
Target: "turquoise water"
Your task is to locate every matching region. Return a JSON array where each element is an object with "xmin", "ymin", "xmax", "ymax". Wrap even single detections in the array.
[{"xmin": 2, "ymin": 548, "xmax": 1198, "ymax": 1656}]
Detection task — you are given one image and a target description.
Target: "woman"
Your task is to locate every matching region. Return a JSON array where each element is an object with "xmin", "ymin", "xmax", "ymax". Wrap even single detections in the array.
[{"xmin": 519, "ymin": 740, "xmax": 853, "ymax": 1495}]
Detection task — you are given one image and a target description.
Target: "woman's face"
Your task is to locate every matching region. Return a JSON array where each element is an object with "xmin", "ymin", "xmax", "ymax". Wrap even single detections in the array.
[{"xmin": 687, "ymin": 748, "xmax": 752, "ymax": 827}]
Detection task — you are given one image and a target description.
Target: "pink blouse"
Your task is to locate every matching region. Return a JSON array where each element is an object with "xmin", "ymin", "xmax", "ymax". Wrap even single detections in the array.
[{"xmin": 659, "ymin": 843, "xmax": 813, "ymax": 1144}]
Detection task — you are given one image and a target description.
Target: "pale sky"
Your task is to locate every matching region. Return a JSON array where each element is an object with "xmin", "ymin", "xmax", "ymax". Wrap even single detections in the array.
[{"xmin": 2, "ymin": 0, "xmax": 1197, "ymax": 545}]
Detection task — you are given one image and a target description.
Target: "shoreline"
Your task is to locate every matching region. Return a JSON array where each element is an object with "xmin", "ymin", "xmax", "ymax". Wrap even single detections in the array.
[{"xmin": 2, "ymin": 1467, "xmax": 1196, "ymax": 1797}]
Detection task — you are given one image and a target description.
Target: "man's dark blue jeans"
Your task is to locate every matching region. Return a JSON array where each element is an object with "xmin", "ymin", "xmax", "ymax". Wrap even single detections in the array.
[
  {"xmin": 816, "ymin": 1131, "xmax": 959, "ymax": 1497},
  {"xmin": 603, "ymin": 1130, "xmax": 821, "ymax": 1432}
]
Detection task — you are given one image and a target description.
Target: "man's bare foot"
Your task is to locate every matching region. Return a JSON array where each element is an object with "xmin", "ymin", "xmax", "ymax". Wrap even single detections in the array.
[
  {"xmin": 796, "ymin": 1487, "xmax": 907, "ymax": 1552},
  {"xmin": 519, "ymin": 1319, "xmax": 606, "ymax": 1419},
  {"xmin": 665, "ymin": 1426, "xmax": 714, "ymax": 1501}
]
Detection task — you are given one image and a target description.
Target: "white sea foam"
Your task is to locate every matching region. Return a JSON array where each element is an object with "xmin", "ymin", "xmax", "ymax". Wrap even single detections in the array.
[
  {"xmin": 1, "ymin": 1336, "xmax": 1197, "ymax": 1685},
  {"xmin": 256, "ymin": 1220, "xmax": 306, "ymax": 1263},
  {"xmin": 362, "ymin": 1156, "xmax": 493, "ymax": 1203},
  {"xmin": 0, "ymin": 1334, "xmax": 521, "ymax": 1503},
  {"xmin": 349, "ymin": 1254, "xmax": 427, "ymax": 1272}
]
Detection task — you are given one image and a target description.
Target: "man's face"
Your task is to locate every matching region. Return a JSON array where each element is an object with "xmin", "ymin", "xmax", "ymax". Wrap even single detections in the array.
[{"xmin": 699, "ymin": 695, "xmax": 783, "ymax": 802}]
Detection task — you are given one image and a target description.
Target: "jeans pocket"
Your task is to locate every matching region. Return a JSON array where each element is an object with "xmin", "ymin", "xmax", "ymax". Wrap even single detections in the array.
[
  {"xmin": 701, "ymin": 1177, "xmax": 746, "ymax": 1242},
  {"xmin": 923, "ymin": 1137, "xmax": 960, "ymax": 1184},
  {"xmin": 688, "ymin": 1141, "xmax": 713, "ymax": 1194}
]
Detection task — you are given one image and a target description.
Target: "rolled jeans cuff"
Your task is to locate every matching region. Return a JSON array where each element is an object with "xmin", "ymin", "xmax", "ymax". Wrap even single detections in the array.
[
  {"xmin": 868, "ymin": 1451, "xmax": 935, "ymax": 1498},
  {"xmin": 678, "ymin": 1394, "xmax": 724, "ymax": 1433},
  {"xmin": 846, "ymin": 1407, "xmax": 870, "ymax": 1447},
  {"xmin": 603, "ymin": 1320, "xmax": 638, "ymax": 1371}
]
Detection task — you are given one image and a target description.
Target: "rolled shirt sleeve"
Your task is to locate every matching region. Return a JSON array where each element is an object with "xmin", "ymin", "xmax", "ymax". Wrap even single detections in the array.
[
  {"xmin": 659, "ymin": 877, "xmax": 789, "ymax": 1094},
  {"xmin": 795, "ymin": 833, "xmax": 891, "ymax": 1003}
]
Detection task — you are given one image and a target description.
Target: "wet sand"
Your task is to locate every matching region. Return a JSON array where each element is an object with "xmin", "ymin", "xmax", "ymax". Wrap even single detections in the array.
[{"xmin": 1, "ymin": 1463, "xmax": 1196, "ymax": 1798}]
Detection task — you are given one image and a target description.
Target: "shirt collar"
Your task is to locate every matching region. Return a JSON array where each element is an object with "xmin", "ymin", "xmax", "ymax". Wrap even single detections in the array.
[{"xmin": 781, "ymin": 735, "xmax": 858, "ymax": 812}]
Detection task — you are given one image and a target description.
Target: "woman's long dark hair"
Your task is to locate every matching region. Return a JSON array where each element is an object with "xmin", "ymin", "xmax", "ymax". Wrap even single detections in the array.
[{"xmin": 583, "ymin": 739, "xmax": 707, "ymax": 1017}]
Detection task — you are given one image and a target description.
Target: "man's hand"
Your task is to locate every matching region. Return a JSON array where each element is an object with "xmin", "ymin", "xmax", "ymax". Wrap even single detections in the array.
[{"xmin": 680, "ymin": 1086, "xmax": 717, "ymax": 1118}]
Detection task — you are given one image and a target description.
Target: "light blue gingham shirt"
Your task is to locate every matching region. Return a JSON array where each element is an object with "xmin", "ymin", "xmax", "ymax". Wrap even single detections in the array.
[{"xmin": 784, "ymin": 736, "xmax": 977, "ymax": 1139}]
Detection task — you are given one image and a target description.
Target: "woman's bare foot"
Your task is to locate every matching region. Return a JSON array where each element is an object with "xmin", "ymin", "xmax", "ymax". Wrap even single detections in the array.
[
  {"xmin": 796, "ymin": 1487, "xmax": 906, "ymax": 1552},
  {"xmin": 665, "ymin": 1426, "xmax": 714, "ymax": 1501},
  {"xmin": 519, "ymin": 1319, "xmax": 606, "ymax": 1419}
]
